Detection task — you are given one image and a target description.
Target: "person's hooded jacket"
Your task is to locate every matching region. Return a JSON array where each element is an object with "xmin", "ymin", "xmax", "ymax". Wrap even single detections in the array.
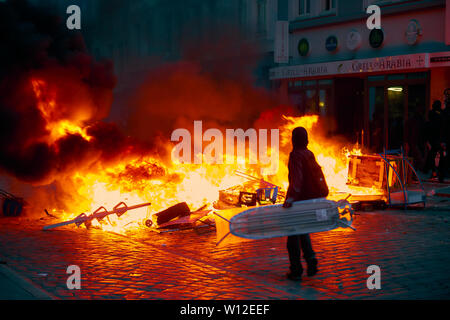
[{"xmin": 286, "ymin": 127, "xmax": 321, "ymax": 202}]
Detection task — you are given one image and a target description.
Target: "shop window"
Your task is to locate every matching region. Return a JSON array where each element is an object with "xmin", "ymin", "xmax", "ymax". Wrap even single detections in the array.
[
  {"xmin": 387, "ymin": 86, "xmax": 405, "ymax": 150},
  {"xmin": 305, "ymin": 89, "xmax": 318, "ymax": 114},
  {"xmin": 407, "ymin": 72, "xmax": 428, "ymax": 79},
  {"xmin": 369, "ymin": 86, "xmax": 385, "ymax": 152},
  {"xmin": 288, "ymin": 79, "xmax": 333, "ymax": 117},
  {"xmin": 387, "ymin": 74, "xmax": 406, "ymax": 80},
  {"xmin": 368, "ymin": 75, "xmax": 385, "ymax": 82},
  {"xmin": 318, "ymin": 79, "xmax": 333, "ymax": 85},
  {"xmin": 406, "ymin": 84, "xmax": 427, "ymax": 168},
  {"xmin": 319, "ymin": 89, "xmax": 330, "ymax": 116},
  {"xmin": 304, "ymin": 80, "xmax": 317, "ymax": 86}
]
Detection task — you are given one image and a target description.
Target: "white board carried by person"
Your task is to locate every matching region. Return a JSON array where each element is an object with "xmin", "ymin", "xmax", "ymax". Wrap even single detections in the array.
[{"xmin": 212, "ymin": 198, "xmax": 354, "ymax": 246}]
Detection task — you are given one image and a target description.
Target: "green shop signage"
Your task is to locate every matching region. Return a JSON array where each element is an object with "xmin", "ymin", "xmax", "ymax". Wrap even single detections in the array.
[
  {"xmin": 298, "ymin": 38, "xmax": 310, "ymax": 57},
  {"xmin": 369, "ymin": 29, "xmax": 384, "ymax": 48}
]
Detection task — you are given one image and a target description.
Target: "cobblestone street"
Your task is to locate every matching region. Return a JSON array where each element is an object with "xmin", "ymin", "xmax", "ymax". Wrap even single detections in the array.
[{"xmin": 0, "ymin": 197, "xmax": 449, "ymax": 300}]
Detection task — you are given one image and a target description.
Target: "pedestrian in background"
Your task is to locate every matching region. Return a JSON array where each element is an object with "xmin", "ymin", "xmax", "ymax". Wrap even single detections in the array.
[{"xmin": 425, "ymin": 100, "xmax": 447, "ymax": 180}]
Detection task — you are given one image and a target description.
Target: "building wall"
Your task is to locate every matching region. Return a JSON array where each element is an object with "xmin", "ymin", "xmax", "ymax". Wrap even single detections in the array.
[
  {"xmin": 447, "ymin": 0, "xmax": 450, "ymax": 44},
  {"xmin": 289, "ymin": 5, "xmax": 447, "ymax": 64},
  {"xmin": 77, "ymin": 0, "xmax": 281, "ymax": 88},
  {"xmin": 430, "ymin": 67, "xmax": 450, "ymax": 104}
]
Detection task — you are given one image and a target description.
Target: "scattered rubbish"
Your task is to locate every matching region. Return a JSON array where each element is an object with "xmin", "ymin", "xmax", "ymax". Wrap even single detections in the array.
[
  {"xmin": 151, "ymin": 202, "xmax": 190, "ymax": 226},
  {"xmin": 44, "ymin": 209, "xmax": 58, "ymax": 219},
  {"xmin": 215, "ymin": 171, "xmax": 285, "ymax": 209},
  {"xmin": 238, "ymin": 192, "xmax": 257, "ymax": 206},
  {"xmin": 42, "ymin": 202, "xmax": 151, "ymax": 230},
  {"xmin": 1, "ymin": 189, "xmax": 25, "ymax": 217},
  {"xmin": 145, "ymin": 203, "xmax": 215, "ymax": 233}
]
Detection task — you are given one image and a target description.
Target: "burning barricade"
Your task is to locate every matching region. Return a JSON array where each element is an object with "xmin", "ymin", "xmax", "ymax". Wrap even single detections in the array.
[
  {"xmin": 215, "ymin": 170, "xmax": 285, "ymax": 209},
  {"xmin": 346, "ymin": 150, "xmax": 426, "ymax": 208}
]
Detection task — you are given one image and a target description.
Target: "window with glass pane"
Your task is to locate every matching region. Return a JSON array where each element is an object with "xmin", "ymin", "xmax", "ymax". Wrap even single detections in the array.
[
  {"xmin": 324, "ymin": 0, "xmax": 336, "ymax": 11},
  {"xmin": 319, "ymin": 89, "xmax": 331, "ymax": 116},
  {"xmin": 238, "ymin": 0, "xmax": 247, "ymax": 28},
  {"xmin": 305, "ymin": 89, "xmax": 317, "ymax": 114},
  {"xmin": 257, "ymin": 0, "xmax": 266, "ymax": 34},
  {"xmin": 299, "ymin": 0, "xmax": 310, "ymax": 15}
]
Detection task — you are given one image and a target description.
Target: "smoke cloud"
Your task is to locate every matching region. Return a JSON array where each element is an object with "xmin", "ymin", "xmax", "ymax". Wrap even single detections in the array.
[{"xmin": 0, "ymin": 0, "xmax": 153, "ymax": 185}]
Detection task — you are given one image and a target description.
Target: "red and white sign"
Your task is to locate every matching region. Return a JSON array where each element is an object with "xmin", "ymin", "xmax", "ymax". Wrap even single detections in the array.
[
  {"xmin": 269, "ymin": 53, "xmax": 429, "ymax": 80},
  {"xmin": 429, "ymin": 51, "xmax": 450, "ymax": 67},
  {"xmin": 274, "ymin": 21, "xmax": 289, "ymax": 64}
]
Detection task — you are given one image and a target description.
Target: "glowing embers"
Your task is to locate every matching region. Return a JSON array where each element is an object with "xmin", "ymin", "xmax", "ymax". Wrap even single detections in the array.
[{"xmin": 30, "ymin": 78, "xmax": 92, "ymax": 143}]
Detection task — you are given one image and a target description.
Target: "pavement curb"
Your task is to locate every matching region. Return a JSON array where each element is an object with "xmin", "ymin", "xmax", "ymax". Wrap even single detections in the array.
[{"xmin": 0, "ymin": 263, "xmax": 57, "ymax": 300}]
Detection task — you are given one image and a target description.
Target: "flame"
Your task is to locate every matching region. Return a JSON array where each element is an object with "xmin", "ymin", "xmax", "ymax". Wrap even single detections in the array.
[
  {"xmin": 31, "ymin": 79, "xmax": 92, "ymax": 143},
  {"xmin": 33, "ymin": 81, "xmax": 382, "ymax": 233},
  {"xmin": 275, "ymin": 115, "xmax": 382, "ymax": 197}
]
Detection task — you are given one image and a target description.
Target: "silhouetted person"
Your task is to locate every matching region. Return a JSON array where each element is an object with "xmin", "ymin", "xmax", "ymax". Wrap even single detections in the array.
[
  {"xmin": 425, "ymin": 100, "xmax": 447, "ymax": 181},
  {"xmin": 405, "ymin": 110, "xmax": 426, "ymax": 171},
  {"xmin": 444, "ymin": 91, "xmax": 450, "ymax": 179},
  {"xmin": 283, "ymin": 127, "xmax": 321, "ymax": 281}
]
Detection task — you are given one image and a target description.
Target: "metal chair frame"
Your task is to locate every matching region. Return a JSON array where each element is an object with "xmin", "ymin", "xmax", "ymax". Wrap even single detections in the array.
[{"xmin": 378, "ymin": 147, "xmax": 426, "ymax": 209}]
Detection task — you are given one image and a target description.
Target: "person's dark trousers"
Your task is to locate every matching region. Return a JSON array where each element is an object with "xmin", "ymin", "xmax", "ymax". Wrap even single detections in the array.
[
  {"xmin": 287, "ymin": 234, "xmax": 316, "ymax": 274},
  {"xmin": 438, "ymin": 152, "xmax": 447, "ymax": 182}
]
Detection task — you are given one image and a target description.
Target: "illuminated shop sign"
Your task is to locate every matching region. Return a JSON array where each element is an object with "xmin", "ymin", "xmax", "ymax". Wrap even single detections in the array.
[{"xmin": 269, "ymin": 53, "xmax": 428, "ymax": 80}]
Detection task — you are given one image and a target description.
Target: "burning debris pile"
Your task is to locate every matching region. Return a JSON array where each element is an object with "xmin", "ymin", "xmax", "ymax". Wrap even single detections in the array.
[
  {"xmin": 0, "ymin": 1, "xmax": 398, "ymax": 235},
  {"xmin": 216, "ymin": 171, "xmax": 285, "ymax": 209}
]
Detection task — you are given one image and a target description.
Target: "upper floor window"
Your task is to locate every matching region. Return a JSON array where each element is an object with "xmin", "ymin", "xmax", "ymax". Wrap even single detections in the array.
[
  {"xmin": 298, "ymin": 0, "xmax": 311, "ymax": 16},
  {"xmin": 292, "ymin": 0, "xmax": 336, "ymax": 20},
  {"xmin": 257, "ymin": 0, "xmax": 267, "ymax": 35},
  {"xmin": 323, "ymin": 0, "xmax": 336, "ymax": 12},
  {"xmin": 239, "ymin": 0, "xmax": 248, "ymax": 28},
  {"xmin": 364, "ymin": 0, "xmax": 410, "ymax": 10}
]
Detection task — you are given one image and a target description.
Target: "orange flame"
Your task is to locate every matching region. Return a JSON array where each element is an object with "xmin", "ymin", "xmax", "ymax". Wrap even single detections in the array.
[
  {"xmin": 33, "ymin": 84, "xmax": 382, "ymax": 233},
  {"xmin": 31, "ymin": 79, "xmax": 92, "ymax": 143}
]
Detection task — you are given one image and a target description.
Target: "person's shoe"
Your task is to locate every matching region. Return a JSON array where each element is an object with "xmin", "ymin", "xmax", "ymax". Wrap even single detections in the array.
[
  {"xmin": 286, "ymin": 271, "xmax": 302, "ymax": 281},
  {"xmin": 306, "ymin": 258, "xmax": 318, "ymax": 277}
]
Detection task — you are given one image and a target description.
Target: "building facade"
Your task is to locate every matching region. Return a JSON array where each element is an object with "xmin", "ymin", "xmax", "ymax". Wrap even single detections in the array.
[
  {"xmin": 270, "ymin": 0, "xmax": 450, "ymax": 155},
  {"xmin": 60, "ymin": 0, "xmax": 283, "ymax": 88}
]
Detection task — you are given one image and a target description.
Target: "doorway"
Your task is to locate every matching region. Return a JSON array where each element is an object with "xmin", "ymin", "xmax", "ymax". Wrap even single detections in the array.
[
  {"xmin": 367, "ymin": 72, "xmax": 428, "ymax": 159},
  {"xmin": 334, "ymin": 78, "xmax": 365, "ymax": 142}
]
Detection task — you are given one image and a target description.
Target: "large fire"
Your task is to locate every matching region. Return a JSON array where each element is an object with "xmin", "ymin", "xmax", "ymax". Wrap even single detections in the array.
[
  {"xmin": 31, "ymin": 78, "xmax": 383, "ymax": 233},
  {"xmin": 31, "ymin": 79, "xmax": 92, "ymax": 143}
]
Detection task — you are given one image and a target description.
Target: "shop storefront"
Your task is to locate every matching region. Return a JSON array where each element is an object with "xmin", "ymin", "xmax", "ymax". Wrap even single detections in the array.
[{"xmin": 271, "ymin": 52, "xmax": 450, "ymax": 156}]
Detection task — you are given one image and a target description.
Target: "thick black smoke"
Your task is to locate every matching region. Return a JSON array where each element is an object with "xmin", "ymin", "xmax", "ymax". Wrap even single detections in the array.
[{"xmin": 0, "ymin": 0, "xmax": 150, "ymax": 185}]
